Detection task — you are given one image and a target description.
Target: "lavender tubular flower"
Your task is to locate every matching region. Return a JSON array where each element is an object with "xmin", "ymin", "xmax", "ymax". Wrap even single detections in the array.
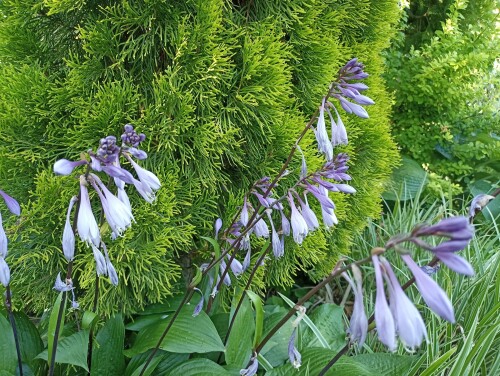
[
  {"xmin": 342, "ymin": 265, "xmax": 368, "ymax": 347},
  {"xmin": 298, "ymin": 195, "xmax": 319, "ymax": 231},
  {"xmin": 226, "ymin": 255, "xmax": 244, "ymax": 277},
  {"xmin": 287, "ymin": 192, "xmax": 308, "ymax": 245},
  {"xmin": 288, "ymin": 329, "xmax": 302, "ymax": 369},
  {"xmin": 372, "ymin": 255, "xmax": 396, "ymax": 351},
  {"xmin": 53, "ymin": 273, "xmax": 71, "ymax": 292},
  {"xmin": 0, "ymin": 257, "xmax": 10, "ymax": 287},
  {"xmin": 107, "ymin": 260, "xmax": 119, "ymax": 286},
  {"xmin": 53, "ymin": 159, "xmax": 88, "ymax": 176},
  {"xmin": 62, "ymin": 197, "xmax": 77, "ymax": 261},
  {"xmin": 0, "ymin": 213, "xmax": 7, "ymax": 258},
  {"xmin": 433, "ymin": 252, "xmax": 474, "ymax": 276},
  {"xmin": 77, "ymin": 177, "xmax": 100, "ymax": 247},
  {"xmin": 253, "ymin": 217, "xmax": 269, "ymax": 238},
  {"xmin": 192, "ymin": 288, "xmax": 204, "ymax": 317},
  {"xmin": 240, "ymin": 356, "xmax": 258, "ymax": 376},
  {"xmin": 401, "ymin": 254, "xmax": 455, "ymax": 322},
  {"xmin": 128, "ymin": 158, "xmax": 161, "ymax": 192},
  {"xmin": 414, "ymin": 216, "xmax": 471, "ymax": 237},
  {"xmin": 267, "ymin": 211, "xmax": 284, "ymax": 258},
  {"xmin": 315, "ymin": 100, "xmax": 333, "ymax": 161},
  {"xmin": 469, "ymin": 194, "xmax": 495, "ymax": 219},
  {"xmin": 241, "ymin": 196, "xmax": 249, "ymax": 227},
  {"xmin": 91, "ymin": 244, "xmax": 108, "ymax": 276},
  {"xmin": 0, "ymin": 189, "xmax": 21, "ymax": 216},
  {"xmin": 382, "ymin": 258, "xmax": 427, "ymax": 350}
]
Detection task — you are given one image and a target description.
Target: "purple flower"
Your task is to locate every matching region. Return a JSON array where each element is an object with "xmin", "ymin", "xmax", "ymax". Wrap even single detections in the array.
[
  {"xmin": 53, "ymin": 273, "xmax": 72, "ymax": 292},
  {"xmin": 240, "ymin": 356, "xmax": 258, "ymax": 376},
  {"xmin": 77, "ymin": 177, "xmax": 100, "ymax": 247},
  {"xmin": 192, "ymin": 288, "xmax": 204, "ymax": 317},
  {"xmin": 220, "ymin": 260, "xmax": 232, "ymax": 286},
  {"xmin": 53, "ymin": 159, "xmax": 88, "ymax": 176},
  {"xmin": 91, "ymin": 244, "xmax": 108, "ymax": 276},
  {"xmin": 382, "ymin": 258, "xmax": 427, "ymax": 350},
  {"xmin": 342, "ymin": 264, "xmax": 368, "ymax": 346},
  {"xmin": 267, "ymin": 211, "xmax": 284, "ymax": 258},
  {"xmin": 288, "ymin": 328, "xmax": 302, "ymax": 369},
  {"xmin": 0, "ymin": 189, "xmax": 21, "ymax": 216},
  {"xmin": 226, "ymin": 255, "xmax": 244, "ymax": 277},
  {"xmin": 298, "ymin": 194, "xmax": 319, "ymax": 231},
  {"xmin": 315, "ymin": 99, "xmax": 333, "ymax": 161},
  {"xmin": 280, "ymin": 209, "xmax": 291, "ymax": 236},
  {"xmin": 242, "ymin": 247, "xmax": 252, "ymax": 271},
  {"xmin": 413, "ymin": 216, "xmax": 472, "ymax": 238},
  {"xmin": 241, "ymin": 196, "xmax": 249, "ymax": 227},
  {"xmin": 0, "ymin": 213, "xmax": 7, "ymax": 258},
  {"xmin": 305, "ymin": 183, "xmax": 335, "ymax": 210},
  {"xmin": 253, "ymin": 217, "xmax": 269, "ymax": 238},
  {"xmin": 0, "ymin": 257, "xmax": 10, "ymax": 287},
  {"xmin": 106, "ymin": 260, "xmax": 119, "ymax": 286},
  {"xmin": 90, "ymin": 174, "xmax": 134, "ymax": 239},
  {"xmin": 401, "ymin": 255, "xmax": 454, "ymax": 322},
  {"xmin": 62, "ymin": 197, "xmax": 77, "ymax": 261},
  {"xmin": 287, "ymin": 192, "xmax": 308, "ymax": 245},
  {"xmin": 433, "ymin": 252, "xmax": 474, "ymax": 276},
  {"xmin": 214, "ymin": 218, "xmax": 223, "ymax": 239},
  {"xmin": 469, "ymin": 194, "xmax": 495, "ymax": 219},
  {"xmin": 372, "ymin": 255, "xmax": 396, "ymax": 351}
]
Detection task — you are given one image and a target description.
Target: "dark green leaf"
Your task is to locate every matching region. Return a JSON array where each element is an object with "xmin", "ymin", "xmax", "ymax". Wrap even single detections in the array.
[
  {"xmin": 36, "ymin": 330, "xmax": 89, "ymax": 372},
  {"xmin": 301, "ymin": 304, "xmax": 345, "ymax": 352},
  {"xmin": 47, "ymin": 292, "xmax": 65, "ymax": 369},
  {"xmin": 225, "ymin": 295, "xmax": 253, "ymax": 368},
  {"xmin": 12, "ymin": 312, "xmax": 44, "ymax": 375},
  {"xmin": 0, "ymin": 314, "xmax": 17, "ymax": 374},
  {"xmin": 166, "ymin": 359, "xmax": 230, "ymax": 376},
  {"xmin": 124, "ymin": 306, "xmax": 224, "ymax": 357},
  {"xmin": 91, "ymin": 314, "xmax": 125, "ymax": 375},
  {"xmin": 383, "ymin": 156, "xmax": 428, "ymax": 201}
]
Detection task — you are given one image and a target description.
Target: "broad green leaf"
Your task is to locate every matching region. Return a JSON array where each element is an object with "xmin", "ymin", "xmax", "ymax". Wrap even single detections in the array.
[
  {"xmin": 12, "ymin": 312, "xmax": 44, "ymax": 375},
  {"xmin": 383, "ymin": 156, "xmax": 428, "ymax": 201},
  {"xmin": 137, "ymin": 295, "xmax": 186, "ymax": 316},
  {"xmin": 260, "ymin": 307, "xmax": 294, "ymax": 367},
  {"xmin": 278, "ymin": 292, "xmax": 331, "ymax": 349},
  {"xmin": 267, "ymin": 348, "xmax": 416, "ymax": 376},
  {"xmin": 36, "ymin": 330, "xmax": 90, "ymax": 372},
  {"xmin": 225, "ymin": 295, "xmax": 253, "ymax": 368},
  {"xmin": 0, "ymin": 314, "xmax": 17, "ymax": 374},
  {"xmin": 125, "ymin": 313, "xmax": 168, "ymax": 331},
  {"xmin": 300, "ymin": 303, "xmax": 345, "ymax": 352},
  {"xmin": 47, "ymin": 292, "xmax": 65, "ymax": 369},
  {"xmin": 81, "ymin": 311, "xmax": 98, "ymax": 330},
  {"xmin": 91, "ymin": 314, "xmax": 125, "ymax": 376},
  {"xmin": 166, "ymin": 359, "xmax": 230, "ymax": 376},
  {"xmin": 246, "ymin": 290, "xmax": 264, "ymax": 348},
  {"xmin": 124, "ymin": 306, "xmax": 224, "ymax": 357},
  {"xmin": 125, "ymin": 350, "xmax": 188, "ymax": 376}
]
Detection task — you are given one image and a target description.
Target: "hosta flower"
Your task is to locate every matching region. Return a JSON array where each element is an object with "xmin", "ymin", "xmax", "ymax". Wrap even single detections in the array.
[
  {"xmin": 469, "ymin": 194, "xmax": 495, "ymax": 219},
  {"xmin": 214, "ymin": 218, "xmax": 223, "ymax": 239},
  {"xmin": 372, "ymin": 255, "xmax": 396, "ymax": 351},
  {"xmin": 298, "ymin": 194, "xmax": 319, "ymax": 231},
  {"xmin": 77, "ymin": 176, "xmax": 100, "ymax": 247},
  {"xmin": 342, "ymin": 264, "xmax": 368, "ymax": 346},
  {"xmin": 0, "ymin": 257, "xmax": 10, "ymax": 287},
  {"xmin": 91, "ymin": 244, "xmax": 108, "ymax": 276},
  {"xmin": 253, "ymin": 217, "xmax": 269, "ymax": 238},
  {"xmin": 91, "ymin": 174, "xmax": 134, "ymax": 239},
  {"xmin": 62, "ymin": 197, "xmax": 77, "ymax": 261},
  {"xmin": 192, "ymin": 288, "xmax": 204, "ymax": 317},
  {"xmin": 241, "ymin": 196, "xmax": 249, "ymax": 227},
  {"xmin": 267, "ymin": 210, "xmax": 284, "ymax": 258},
  {"xmin": 240, "ymin": 355, "xmax": 258, "ymax": 376},
  {"xmin": 288, "ymin": 328, "xmax": 302, "ymax": 369},
  {"xmin": 0, "ymin": 213, "xmax": 7, "ymax": 258},
  {"xmin": 382, "ymin": 258, "xmax": 427, "ymax": 350},
  {"xmin": 106, "ymin": 259, "xmax": 119, "ymax": 286},
  {"xmin": 53, "ymin": 273, "xmax": 72, "ymax": 292},
  {"xmin": 226, "ymin": 255, "xmax": 244, "ymax": 277},
  {"xmin": 401, "ymin": 254, "xmax": 454, "ymax": 322},
  {"xmin": 53, "ymin": 159, "xmax": 88, "ymax": 175},
  {"xmin": 287, "ymin": 192, "xmax": 308, "ymax": 245},
  {"xmin": 315, "ymin": 100, "xmax": 333, "ymax": 161},
  {"xmin": 0, "ymin": 189, "xmax": 21, "ymax": 216},
  {"xmin": 127, "ymin": 157, "xmax": 161, "ymax": 200}
]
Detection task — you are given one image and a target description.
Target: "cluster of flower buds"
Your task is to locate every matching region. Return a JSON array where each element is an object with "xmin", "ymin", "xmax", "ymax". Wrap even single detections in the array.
[
  {"xmin": 344, "ymin": 216, "xmax": 474, "ymax": 351},
  {"xmin": 314, "ymin": 58, "xmax": 374, "ymax": 161},
  {"xmin": 53, "ymin": 124, "xmax": 161, "ymax": 288},
  {"xmin": 0, "ymin": 190, "xmax": 20, "ymax": 287}
]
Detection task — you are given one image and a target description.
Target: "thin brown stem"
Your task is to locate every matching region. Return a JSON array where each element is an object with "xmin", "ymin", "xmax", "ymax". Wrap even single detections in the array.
[{"xmin": 318, "ymin": 343, "xmax": 350, "ymax": 376}]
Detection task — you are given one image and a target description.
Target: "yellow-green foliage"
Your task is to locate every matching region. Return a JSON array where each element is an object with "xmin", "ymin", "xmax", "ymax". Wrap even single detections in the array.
[{"xmin": 0, "ymin": 0, "xmax": 399, "ymax": 316}]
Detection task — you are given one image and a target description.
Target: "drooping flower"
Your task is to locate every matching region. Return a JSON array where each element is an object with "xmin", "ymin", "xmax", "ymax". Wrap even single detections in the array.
[
  {"xmin": 62, "ymin": 197, "xmax": 77, "ymax": 261},
  {"xmin": 240, "ymin": 355, "xmax": 259, "ymax": 376},
  {"xmin": 53, "ymin": 159, "xmax": 88, "ymax": 176},
  {"xmin": 287, "ymin": 192, "xmax": 308, "ymax": 245},
  {"xmin": 0, "ymin": 213, "xmax": 7, "ymax": 259},
  {"xmin": 0, "ymin": 257, "xmax": 10, "ymax": 287},
  {"xmin": 253, "ymin": 217, "xmax": 269, "ymax": 238},
  {"xmin": 53, "ymin": 273, "xmax": 72, "ymax": 292},
  {"xmin": 288, "ymin": 328, "xmax": 302, "ymax": 369},
  {"xmin": 241, "ymin": 196, "xmax": 249, "ymax": 227},
  {"xmin": 342, "ymin": 264, "xmax": 368, "ymax": 347},
  {"xmin": 106, "ymin": 259, "xmax": 119, "ymax": 286},
  {"xmin": 267, "ymin": 210, "xmax": 284, "ymax": 258},
  {"xmin": 314, "ymin": 98, "xmax": 333, "ymax": 161},
  {"xmin": 468, "ymin": 194, "xmax": 495, "ymax": 219},
  {"xmin": 192, "ymin": 288, "xmax": 204, "ymax": 317},
  {"xmin": 381, "ymin": 258, "xmax": 427, "ymax": 350},
  {"xmin": 226, "ymin": 255, "xmax": 244, "ymax": 277},
  {"xmin": 0, "ymin": 189, "xmax": 21, "ymax": 216},
  {"xmin": 298, "ymin": 194, "xmax": 319, "ymax": 231},
  {"xmin": 91, "ymin": 244, "xmax": 108, "ymax": 276},
  {"xmin": 90, "ymin": 174, "xmax": 134, "ymax": 239},
  {"xmin": 77, "ymin": 176, "xmax": 100, "ymax": 247},
  {"xmin": 401, "ymin": 254, "xmax": 455, "ymax": 323},
  {"xmin": 372, "ymin": 255, "xmax": 396, "ymax": 351},
  {"xmin": 127, "ymin": 156, "xmax": 161, "ymax": 201}
]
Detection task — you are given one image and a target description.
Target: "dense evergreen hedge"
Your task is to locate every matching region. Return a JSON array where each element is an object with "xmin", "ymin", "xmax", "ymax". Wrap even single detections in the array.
[{"xmin": 0, "ymin": 0, "xmax": 399, "ymax": 315}]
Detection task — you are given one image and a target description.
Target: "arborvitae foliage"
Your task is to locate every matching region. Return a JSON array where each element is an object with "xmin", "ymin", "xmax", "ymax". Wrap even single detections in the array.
[
  {"xmin": 385, "ymin": 0, "xmax": 500, "ymax": 185},
  {"xmin": 0, "ymin": 0, "xmax": 399, "ymax": 316}
]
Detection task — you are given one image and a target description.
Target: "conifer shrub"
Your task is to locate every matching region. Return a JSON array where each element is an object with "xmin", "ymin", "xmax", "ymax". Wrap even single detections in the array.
[{"xmin": 0, "ymin": 0, "xmax": 399, "ymax": 316}]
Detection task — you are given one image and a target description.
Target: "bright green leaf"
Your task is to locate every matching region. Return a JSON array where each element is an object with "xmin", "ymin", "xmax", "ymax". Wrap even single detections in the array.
[
  {"xmin": 36, "ymin": 330, "xmax": 90, "ymax": 372},
  {"xmin": 91, "ymin": 314, "xmax": 125, "ymax": 376}
]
